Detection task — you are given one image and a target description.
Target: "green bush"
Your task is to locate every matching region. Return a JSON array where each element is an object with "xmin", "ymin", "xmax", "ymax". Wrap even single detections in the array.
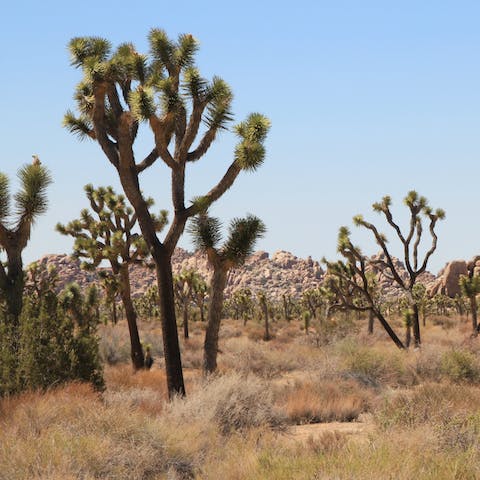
[
  {"xmin": 0, "ymin": 287, "xmax": 103, "ymax": 396},
  {"xmin": 440, "ymin": 350, "xmax": 480, "ymax": 383}
]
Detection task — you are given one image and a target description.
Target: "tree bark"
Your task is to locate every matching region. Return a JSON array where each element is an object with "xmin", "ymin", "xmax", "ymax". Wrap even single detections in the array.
[
  {"xmin": 412, "ymin": 302, "xmax": 421, "ymax": 347},
  {"xmin": 203, "ymin": 267, "xmax": 228, "ymax": 374},
  {"xmin": 470, "ymin": 296, "xmax": 478, "ymax": 334},
  {"xmin": 119, "ymin": 265, "xmax": 145, "ymax": 370},
  {"xmin": 3, "ymin": 250, "xmax": 24, "ymax": 326},
  {"xmin": 373, "ymin": 309, "xmax": 405, "ymax": 349},
  {"xmin": 367, "ymin": 310, "xmax": 374, "ymax": 335},
  {"xmin": 155, "ymin": 250, "xmax": 186, "ymax": 397},
  {"xmin": 183, "ymin": 302, "xmax": 189, "ymax": 339},
  {"xmin": 261, "ymin": 300, "xmax": 270, "ymax": 341}
]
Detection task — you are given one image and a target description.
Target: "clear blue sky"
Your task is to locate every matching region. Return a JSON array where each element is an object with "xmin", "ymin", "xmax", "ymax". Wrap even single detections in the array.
[{"xmin": 1, "ymin": 1, "xmax": 479, "ymax": 274}]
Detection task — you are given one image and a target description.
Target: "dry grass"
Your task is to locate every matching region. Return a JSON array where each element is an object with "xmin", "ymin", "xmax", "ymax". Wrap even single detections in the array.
[
  {"xmin": 278, "ymin": 378, "xmax": 373, "ymax": 424},
  {"xmin": 3, "ymin": 314, "xmax": 480, "ymax": 478}
]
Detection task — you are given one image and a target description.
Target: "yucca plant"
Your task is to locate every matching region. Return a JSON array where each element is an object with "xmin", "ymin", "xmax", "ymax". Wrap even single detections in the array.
[
  {"xmin": 0, "ymin": 161, "xmax": 52, "ymax": 324},
  {"xmin": 65, "ymin": 30, "xmax": 270, "ymax": 396},
  {"xmin": 189, "ymin": 213, "xmax": 266, "ymax": 374}
]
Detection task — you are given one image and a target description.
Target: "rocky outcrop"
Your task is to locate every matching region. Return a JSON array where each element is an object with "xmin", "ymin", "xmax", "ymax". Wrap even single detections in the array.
[
  {"xmin": 30, "ymin": 249, "xmax": 325, "ymax": 301},
  {"xmin": 429, "ymin": 256, "xmax": 480, "ymax": 298}
]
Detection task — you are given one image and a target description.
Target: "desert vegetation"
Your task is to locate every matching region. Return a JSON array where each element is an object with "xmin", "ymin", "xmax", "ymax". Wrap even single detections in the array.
[{"xmin": 2, "ymin": 25, "xmax": 480, "ymax": 480}]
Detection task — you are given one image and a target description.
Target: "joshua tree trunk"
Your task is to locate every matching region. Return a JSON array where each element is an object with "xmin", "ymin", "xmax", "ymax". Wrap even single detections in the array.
[
  {"xmin": 183, "ymin": 303, "xmax": 189, "ymax": 339},
  {"xmin": 204, "ymin": 267, "xmax": 228, "ymax": 374},
  {"xmin": 412, "ymin": 303, "xmax": 421, "ymax": 347},
  {"xmin": 260, "ymin": 298, "xmax": 270, "ymax": 341},
  {"xmin": 155, "ymin": 250, "xmax": 186, "ymax": 396},
  {"xmin": 374, "ymin": 309, "xmax": 405, "ymax": 349},
  {"xmin": 367, "ymin": 309, "xmax": 374, "ymax": 335},
  {"xmin": 405, "ymin": 323, "xmax": 411, "ymax": 348},
  {"xmin": 2, "ymin": 251, "xmax": 24, "ymax": 325},
  {"xmin": 470, "ymin": 296, "xmax": 478, "ymax": 335},
  {"xmin": 119, "ymin": 265, "xmax": 145, "ymax": 370}
]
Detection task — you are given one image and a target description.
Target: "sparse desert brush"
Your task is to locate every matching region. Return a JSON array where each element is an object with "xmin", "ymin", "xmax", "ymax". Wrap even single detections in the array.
[
  {"xmin": 336, "ymin": 338, "xmax": 414, "ymax": 387},
  {"xmin": 104, "ymin": 364, "xmax": 168, "ymax": 397},
  {"xmin": 181, "ymin": 334, "xmax": 204, "ymax": 369},
  {"xmin": 222, "ymin": 337, "xmax": 304, "ymax": 378},
  {"xmin": 0, "ymin": 382, "xmax": 208, "ymax": 480},
  {"xmin": 166, "ymin": 372, "xmax": 286, "ymax": 435},
  {"xmin": 278, "ymin": 378, "xmax": 373, "ymax": 424},
  {"xmin": 374, "ymin": 383, "xmax": 480, "ymax": 430}
]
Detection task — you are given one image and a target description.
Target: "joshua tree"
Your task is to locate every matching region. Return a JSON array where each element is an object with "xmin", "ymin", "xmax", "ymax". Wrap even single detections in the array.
[
  {"xmin": 57, "ymin": 185, "xmax": 167, "ymax": 369},
  {"xmin": 191, "ymin": 273, "xmax": 208, "ymax": 323},
  {"xmin": 353, "ymin": 191, "xmax": 444, "ymax": 347},
  {"xmin": 459, "ymin": 274, "xmax": 480, "ymax": 334},
  {"xmin": 189, "ymin": 213, "xmax": 266, "ymax": 374},
  {"xmin": 65, "ymin": 30, "xmax": 270, "ymax": 396},
  {"xmin": 0, "ymin": 161, "xmax": 52, "ymax": 324},
  {"xmin": 323, "ymin": 227, "xmax": 405, "ymax": 349},
  {"xmin": 173, "ymin": 269, "xmax": 197, "ymax": 339},
  {"xmin": 257, "ymin": 290, "xmax": 271, "ymax": 341}
]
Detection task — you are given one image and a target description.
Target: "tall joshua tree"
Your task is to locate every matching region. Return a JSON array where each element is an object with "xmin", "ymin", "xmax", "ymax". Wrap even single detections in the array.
[
  {"xmin": 0, "ymin": 161, "xmax": 52, "ymax": 324},
  {"xmin": 57, "ymin": 184, "xmax": 167, "ymax": 369},
  {"xmin": 189, "ymin": 213, "xmax": 266, "ymax": 374},
  {"xmin": 64, "ymin": 31, "xmax": 270, "ymax": 396},
  {"xmin": 353, "ymin": 191, "xmax": 444, "ymax": 347}
]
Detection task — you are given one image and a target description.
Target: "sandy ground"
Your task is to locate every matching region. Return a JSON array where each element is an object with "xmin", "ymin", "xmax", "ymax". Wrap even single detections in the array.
[{"xmin": 285, "ymin": 419, "xmax": 375, "ymax": 445}]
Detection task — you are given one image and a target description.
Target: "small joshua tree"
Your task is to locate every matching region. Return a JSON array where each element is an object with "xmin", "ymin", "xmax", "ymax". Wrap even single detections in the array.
[
  {"xmin": 174, "ymin": 269, "xmax": 197, "ymax": 339},
  {"xmin": 189, "ymin": 213, "xmax": 266, "ymax": 374},
  {"xmin": 459, "ymin": 274, "xmax": 480, "ymax": 335},
  {"xmin": 0, "ymin": 161, "xmax": 52, "ymax": 324},
  {"xmin": 57, "ymin": 185, "xmax": 167, "ymax": 369},
  {"xmin": 353, "ymin": 191, "xmax": 445, "ymax": 347}
]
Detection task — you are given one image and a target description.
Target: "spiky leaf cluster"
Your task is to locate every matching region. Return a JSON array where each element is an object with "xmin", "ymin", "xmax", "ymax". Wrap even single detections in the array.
[
  {"xmin": 234, "ymin": 113, "xmax": 271, "ymax": 171},
  {"xmin": 189, "ymin": 213, "xmax": 265, "ymax": 268},
  {"xmin": 0, "ymin": 163, "xmax": 52, "ymax": 235},
  {"xmin": 57, "ymin": 185, "xmax": 165, "ymax": 270}
]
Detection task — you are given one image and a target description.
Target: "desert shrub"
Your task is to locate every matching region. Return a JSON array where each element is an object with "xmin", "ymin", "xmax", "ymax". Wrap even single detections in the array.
[
  {"xmin": 435, "ymin": 412, "xmax": 480, "ymax": 452},
  {"xmin": 279, "ymin": 378, "xmax": 373, "ymax": 424},
  {"xmin": 440, "ymin": 349, "xmax": 480, "ymax": 383},
  {"xmin": 409, "ymin": 346, "xmax": 443, "ymax": 382},
  {"xmin": 223, "ymin": 337, "xmax": 304, "ymax": 378},
  {"xmin": 98, "ymin": 325, "xmax": 132, "ymax": 364},
  {"xmin": 337, "ymin": 339, "xmax": 412, "ymax": 387},
  {"xmin": 0, "ymin": 289, "xmax": 103, "ymax": 396},
  {"xmin": 167, "ymin": 372, "xmax": 286, "ymax": 434},
  {"xmin": 375, "ymin": 383, "xmax": 480, "ymax": 430}
]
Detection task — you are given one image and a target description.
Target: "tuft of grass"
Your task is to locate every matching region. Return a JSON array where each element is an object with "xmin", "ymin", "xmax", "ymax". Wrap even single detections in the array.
[{"xmin": 167, "ymin": 372, "xmax": 286, "ymax": 435}]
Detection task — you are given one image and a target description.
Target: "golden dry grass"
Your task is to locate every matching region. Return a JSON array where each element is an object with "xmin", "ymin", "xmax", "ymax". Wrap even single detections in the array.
[{"xmin": 2, "ymin": 314, "xmax": 480, "ymax": 478}]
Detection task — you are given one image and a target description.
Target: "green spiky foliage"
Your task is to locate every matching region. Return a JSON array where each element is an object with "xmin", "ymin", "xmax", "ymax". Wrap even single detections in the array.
[
  {"xmin": 189, "ymin": 213, "xmax": 266, "ymax": 373},
  {"xmin": 459, "ymin": 274, "xmax": 480, "ymax": 334},
  {"xmin": 57, "ymin": 185, "xmax": 167, "ymax": 369},
  {"xmin": 323, "ymin": 226, "xmax": 405, "ymax": 349},
  {"xmin": 0, "ymin": 162, "xmax": 52, "ymax": 324},
  {"xmin": 65, "ymin": 29, "xmax": 271, "ymax": 397},
  {"xmin": 352, "ymin": 191, "xmax": 445, "ymax": 347}
]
